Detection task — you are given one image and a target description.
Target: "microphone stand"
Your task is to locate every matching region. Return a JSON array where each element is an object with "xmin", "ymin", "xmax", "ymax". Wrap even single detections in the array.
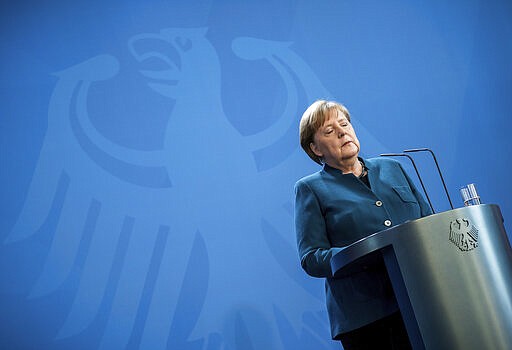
[
  {"xmin": 380, "ymin": 152, "xmax": 435, "ymax": 214},
  {"xmin": 403, "ymin": 148, "xmax": 454, "ymax": 210}
]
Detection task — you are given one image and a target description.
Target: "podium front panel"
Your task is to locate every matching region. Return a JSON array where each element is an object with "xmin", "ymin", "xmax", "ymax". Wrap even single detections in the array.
[{"xmin": 331, "ymin": 205, "xmax": 512, "ymax": 350}]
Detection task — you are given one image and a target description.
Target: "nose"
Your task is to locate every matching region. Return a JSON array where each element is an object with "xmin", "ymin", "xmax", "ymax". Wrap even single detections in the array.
[{"xmin": 337, "ymin": 126, "xmax": 345, "ymax": 138}]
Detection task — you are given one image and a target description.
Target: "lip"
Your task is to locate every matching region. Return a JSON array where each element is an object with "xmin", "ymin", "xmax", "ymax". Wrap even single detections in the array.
[{"xmin": 341, "ymin": 141, "xmax": 353, "ymax": 147}]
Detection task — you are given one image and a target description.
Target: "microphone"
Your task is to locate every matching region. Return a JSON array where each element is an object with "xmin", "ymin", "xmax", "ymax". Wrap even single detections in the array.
[
  {"xmin": 403, "ymin": 148, "xmax": 454, "ymax": 210},
  {"xmin": 380, "ymin": 152, "xmax": 435, "ymax": 213}
]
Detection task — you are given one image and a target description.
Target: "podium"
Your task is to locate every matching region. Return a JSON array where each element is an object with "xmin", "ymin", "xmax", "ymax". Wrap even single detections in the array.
[{"xmin": 331, "ymin": 204, "xmax": 512, "ymax": 350}]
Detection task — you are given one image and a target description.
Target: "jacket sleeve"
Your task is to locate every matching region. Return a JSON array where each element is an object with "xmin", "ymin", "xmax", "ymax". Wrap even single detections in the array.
[
  {"xmin": 398, "ymin": 162, "xmax": 434, "ymax": 217},
  {"xmin": 294, "ymin": 179, "xmax": 342, "ymax": 278}
]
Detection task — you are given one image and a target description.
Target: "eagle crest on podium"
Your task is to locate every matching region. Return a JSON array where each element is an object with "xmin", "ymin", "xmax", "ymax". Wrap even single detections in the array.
[{"xmin": 449, "ymin": 218, "xmax": 479, "ymax": 251}]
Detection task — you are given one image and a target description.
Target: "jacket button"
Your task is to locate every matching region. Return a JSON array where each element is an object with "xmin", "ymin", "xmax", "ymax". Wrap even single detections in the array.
[
  {"xmin": 375, "ymin": 200, "xmax": 383, "ymax": 207},
  {"xmin": 384, "ymin": 220, "xmax": 392, "ymax": 227}
]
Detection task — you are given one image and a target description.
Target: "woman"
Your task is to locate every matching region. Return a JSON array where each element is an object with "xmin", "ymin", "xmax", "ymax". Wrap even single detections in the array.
[{"xmin": 295, "ymin": 100, "xmax": 432, "ymax": 349}]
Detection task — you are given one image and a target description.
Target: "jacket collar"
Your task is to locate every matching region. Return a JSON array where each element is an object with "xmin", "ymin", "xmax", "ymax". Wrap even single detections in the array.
[{"xmin": 322, "ymin": 157, "xmax": 367, "ymax": 177}]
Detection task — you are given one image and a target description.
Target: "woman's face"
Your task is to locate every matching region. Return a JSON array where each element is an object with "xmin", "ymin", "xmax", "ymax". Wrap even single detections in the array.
[{"xmin": 310, "ymin": 109, "xmax": 360, "ymax": 168}]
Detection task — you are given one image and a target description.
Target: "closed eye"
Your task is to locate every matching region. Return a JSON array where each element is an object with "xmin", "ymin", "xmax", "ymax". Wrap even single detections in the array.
[{"xmin": 338, "ymin": 119, "xmax": 349, "ymax": 127}]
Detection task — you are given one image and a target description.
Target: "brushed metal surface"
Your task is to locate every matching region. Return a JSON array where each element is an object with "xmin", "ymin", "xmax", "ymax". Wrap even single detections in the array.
[{"xmin": 331, "ymin": 204, "xmax": 512, "ymax": 350}]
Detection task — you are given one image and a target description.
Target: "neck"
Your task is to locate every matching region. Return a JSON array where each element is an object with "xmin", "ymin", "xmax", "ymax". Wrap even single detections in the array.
[{"xmin": 329, "ymin": 156, "xmax": 362, "ymax": 175}]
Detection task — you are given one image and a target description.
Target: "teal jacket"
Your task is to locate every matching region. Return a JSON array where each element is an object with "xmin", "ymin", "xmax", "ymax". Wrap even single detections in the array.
[{"xmin": 294, "ymin": 157, "xmax": 432, "ymax": 339}]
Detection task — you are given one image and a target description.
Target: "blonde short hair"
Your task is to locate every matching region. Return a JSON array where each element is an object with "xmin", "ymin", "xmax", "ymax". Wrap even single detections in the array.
[{"xmin": 299, "ymin": 100, "xmax": 351, "ymax": 164}]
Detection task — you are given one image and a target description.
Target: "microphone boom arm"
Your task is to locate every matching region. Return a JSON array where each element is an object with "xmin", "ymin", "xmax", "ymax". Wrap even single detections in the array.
[
  {"xmin": 404, "ymin": 148, "xmax": 454, "ymax": 209},
  {"xmin": 380, "ymin": 152, "xmax": 436, "ymax": 214}
]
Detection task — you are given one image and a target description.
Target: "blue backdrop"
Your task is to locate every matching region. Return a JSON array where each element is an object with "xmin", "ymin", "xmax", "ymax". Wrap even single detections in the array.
[{"xmin": 1, "ymin": 1, "xmax": 511, "ymax": 349}]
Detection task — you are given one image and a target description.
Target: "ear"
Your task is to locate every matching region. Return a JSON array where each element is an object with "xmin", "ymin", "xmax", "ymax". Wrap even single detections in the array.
[{"xmin": 310, "ymin": 142, "xmax": 323, "ymax": 158}]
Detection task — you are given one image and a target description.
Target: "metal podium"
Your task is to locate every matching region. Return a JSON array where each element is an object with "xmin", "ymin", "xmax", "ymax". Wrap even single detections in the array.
[{"xmin": 331, "ymin": 204, "xmax": 512, "ymax": 350}]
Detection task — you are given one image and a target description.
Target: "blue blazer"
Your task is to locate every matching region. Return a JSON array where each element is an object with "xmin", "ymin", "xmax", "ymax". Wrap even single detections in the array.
[{"xmin": 294, "ymin": 157, "xmax": 432, "ymax": 339}]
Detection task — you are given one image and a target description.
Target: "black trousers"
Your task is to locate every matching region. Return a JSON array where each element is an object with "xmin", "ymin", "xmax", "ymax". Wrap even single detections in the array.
[{"xmin": 338, "ymin": 311, "xmax": 412, "ymax": 350}]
